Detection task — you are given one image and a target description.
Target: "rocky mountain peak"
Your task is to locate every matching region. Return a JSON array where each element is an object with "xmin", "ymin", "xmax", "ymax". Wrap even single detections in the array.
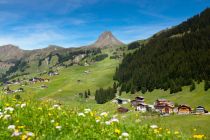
[{"xmin": 91, "ymin": 31, "xmax": 124, "ymax": 48}]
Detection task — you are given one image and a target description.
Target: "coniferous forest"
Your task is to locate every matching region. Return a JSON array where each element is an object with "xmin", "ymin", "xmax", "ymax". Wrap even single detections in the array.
[{"xmin": 114, "ymin": 8, "xmax": 210, "ymax": 94}]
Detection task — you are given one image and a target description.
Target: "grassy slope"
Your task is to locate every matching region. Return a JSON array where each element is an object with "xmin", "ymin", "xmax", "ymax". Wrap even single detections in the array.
[
  {"xmin": 121, "ymin": 82, "xmax": 210, "ymax": 110},
  {"xmin": 2, "ymin": 48, "xmax": 210, "ymax": 138}
]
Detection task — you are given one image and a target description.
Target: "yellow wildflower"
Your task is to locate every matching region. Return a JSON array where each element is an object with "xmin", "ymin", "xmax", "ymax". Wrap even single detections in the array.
[
  {"xmin": 193, "ymin": 134, "xmax": 205, "ymax": 139},
  {"xmin": 90, "ymin": 111, "xmax": 94, "ymax": 117},
  {"xmin": 18, "ymin": 126, "xmax": 25, "ymax": 129},
  {"xmin": 167, "ymin": 130, "xmax": 171, "ymax": 134},
  {"xmin": 5, "ymin": 103, "xmax": 10, "ymax": 107},
  {"xmin": 21, "ymin": 134, "xmax": 28, "ymax": 140},
  {"xmin": 154, "ymin": 129, "xmax": 159, "ymax": 134},
  {"xmin": 115, "ymin": 128, "xmax": 121, "ymax": 135},
  {"xmin": 174, "ymin": 131, "xmax": 179, "ymax": 135},
  {"xmin": 55, "ymin": 122, "xmax": 59, "ymax": 126}
]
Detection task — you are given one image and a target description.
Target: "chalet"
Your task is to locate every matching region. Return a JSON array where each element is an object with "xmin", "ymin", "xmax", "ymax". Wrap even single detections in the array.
[
  {"xmin": 178, "ymin": 105, "xmax": 191, "ymax": 114},
  {"xmin": 29, "ymin": 77, "xmax": 49, "ymax": 83},
  {"xmin": 195, "ymin": 106, "xmax": 205, "ymax": 114},
  {"xmin": 41, "ymin": 85, "xmax": 48, "ymax": 89},
  {"xmin": 131, "ymin": 96, "xmax": 145, "ymax": 107},
  {"xmin": 48, "ymin": 72, "xmax": 59, "ymax": 76},
  {"xmin": 135, "ymin": 96, "xmax": 145, "ymax": 103},
  {"xmin": 115, "ymin": 98, "xmax": 129, "ymax": 104},
  {"xmin": 117, "ymin": 107, "xmax": 129, "ymax": 113},
  {"xmin": 154, "ymin": 99, "xmax": 174, "ymax": 114},
  {"xmin": 136, "ymin": 103, "xmax": 147, "ymax": 112}
]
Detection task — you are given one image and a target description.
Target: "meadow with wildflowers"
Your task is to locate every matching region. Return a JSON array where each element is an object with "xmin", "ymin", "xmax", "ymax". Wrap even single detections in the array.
[{"xmin": 0, "ymin": 95, "xmax": 208, "ymax": 140}]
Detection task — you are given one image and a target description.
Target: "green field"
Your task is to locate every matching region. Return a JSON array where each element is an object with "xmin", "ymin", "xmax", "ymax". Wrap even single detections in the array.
[{"xmin": 1, "ymin": 49, "xmax": 210, "ymax": 139}]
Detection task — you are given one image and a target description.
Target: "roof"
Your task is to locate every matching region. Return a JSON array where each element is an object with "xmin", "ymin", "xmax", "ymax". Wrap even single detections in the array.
[
  {"xmin": 196, "ymin": 106, "xmax": 205, "ymax": 109},
  {"xmin": 178, "ymin": 104, "xmax": 191, "ymax": 109},
  {"xmin": 156, "ymin": 99, "xmax": 168, "ymax": 102}
]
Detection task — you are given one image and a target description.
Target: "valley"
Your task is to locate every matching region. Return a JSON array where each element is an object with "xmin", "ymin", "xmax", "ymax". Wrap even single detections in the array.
[{"xmin": 0, "ymin": 6, "xmax": 210, "ymax": 140}]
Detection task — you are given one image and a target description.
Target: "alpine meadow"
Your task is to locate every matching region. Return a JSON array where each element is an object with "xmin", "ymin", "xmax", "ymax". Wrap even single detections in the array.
[{"xmin": 0, "ymin": 1, "xmax": 210, "ymax": 140}]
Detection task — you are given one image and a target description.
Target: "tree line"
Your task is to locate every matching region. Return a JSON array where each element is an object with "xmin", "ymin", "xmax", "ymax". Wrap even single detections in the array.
[{"xmin": 114, "ymin": 8, "xmax": 210, "ymax": 94}]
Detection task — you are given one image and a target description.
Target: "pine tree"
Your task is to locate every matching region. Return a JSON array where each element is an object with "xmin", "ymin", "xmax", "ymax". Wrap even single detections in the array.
[{"xmin": 190, "ymin": 82, "xmax": 195, "ymax": 91}]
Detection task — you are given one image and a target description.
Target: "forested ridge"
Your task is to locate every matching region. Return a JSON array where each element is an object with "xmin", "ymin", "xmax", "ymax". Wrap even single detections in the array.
[{"xmin": 114, "ymin": 8, "xmax": 210, "ymax": 93}]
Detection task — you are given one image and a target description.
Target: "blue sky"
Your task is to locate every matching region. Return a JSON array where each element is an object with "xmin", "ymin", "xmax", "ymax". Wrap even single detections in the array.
[{"xmin": 0, "ymin": 0, "xmax": 209, "ymax": 50}]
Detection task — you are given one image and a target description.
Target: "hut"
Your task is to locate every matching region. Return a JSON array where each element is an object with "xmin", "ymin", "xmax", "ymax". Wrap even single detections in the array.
[
  {"xmin": 131, "ymin": 96, "xmax": 145, "ymax": 107},
  {"xmin": 195, "ymin": 106, "xmax": 205, "ymax": 114},
  {"xmin": 178, "ymin": 105, "xmax": 191, "ymax": 114},
  {"xmin": 117, "ymin": 107, "xmax": 129, "ymax": 113},
  {"xmin": 136, "ymin": 103, "xmax": 147, "ymax": 112}
]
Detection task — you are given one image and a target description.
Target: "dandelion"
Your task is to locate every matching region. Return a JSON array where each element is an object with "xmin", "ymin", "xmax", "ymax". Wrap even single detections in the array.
[
  {"xmin": 18, "ymin": 126, "xmax": 25, "ymax": 129},
  {"xmin": 20, "ymin": 103, "xmax": 26, "ymax": 108},
  {"xmin": 154, "ymin": 129, "xmax": 160, "ymax": 134},
  {"xmin": 89, "ymin": 111, "xmax": 94, "ymax": 117},
  {"xmin": 115, "ymin": 128, "xmax": 121, "ymax": 135},
  {"xmin": 174, "ymin": 131, "xmax": 179, "ymax": 135},
  {"xmin": 150, "ymin": 125, "xmax": 158, "ymax": 129},
  {"xmin": 84, "ymin": 109, "xmax": 91, "ymax": 113},
  {"xmin": 8, "ymin": 125, "xmax": 16, "ymax": 130},
  {"xmin": 21, "ymin": 134, "xmax": 27, "ymax": 140},
  {"xmin": 193, "ymin": 134, "xmax": 205, "ymax": 139},
  {"xmin": 167, "ymin": 130, "xmax": 171, "ymax": 134},
  {"xmin": 78, "ymin": 112, "xmax": 85, "ymax": 117}
]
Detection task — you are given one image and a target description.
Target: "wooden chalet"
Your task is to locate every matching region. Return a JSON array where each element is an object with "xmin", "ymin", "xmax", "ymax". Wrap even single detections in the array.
[
  {"xmin": 154, "ymin": 99, "xmax": 174, "ymax": 114},
  {"xmin": 131, "ymin": 96, "xmax": 145, "ymax": 107},
  {"xmin": 136, "ymin": 103, "xmax": 147, "ymax": 112},
  {"xmin": 117, "ymin": 107, "xmax": 129, "ymax": 113},
  {"xmin": 178, "ymin": 105, "xmax": 191, "ymax": 114}
]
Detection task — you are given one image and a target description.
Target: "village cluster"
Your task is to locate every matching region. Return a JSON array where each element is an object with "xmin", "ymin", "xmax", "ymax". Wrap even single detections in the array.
[
  {"xmin": 114, "ymin": 96, "xmax": 209, "ymax": 115},
  {"xmin": 1, "ymin": 71, "xmax": 59, "ymax": 94}
]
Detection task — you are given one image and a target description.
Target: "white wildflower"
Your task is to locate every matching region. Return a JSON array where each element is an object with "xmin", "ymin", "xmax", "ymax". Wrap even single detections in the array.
[
  {"xmin": 4, "ymin": 107, "xmax": 14, "ymax": 112},
  {"xmin": 51, "ymin": 120, "xmax": 55, "ymax": 123},
  {"xmin": 11, "ymin": 131, "xmax": 22, "ymax": 137},
  {"xmin": 150, "ymin": 125, "xmax": 158, "ymax": 129},
  {"xmin": 8, "ymin": 125, "xmax": 15, "ymax": 130},
  {"xmin": 55, "ymin": 126, "xmax": 62, "ymax": 130},
  {"xmin": 110, "ymin": 118, "xmax": 119, "ymax": 123},
  {"xmin": 20, "ymin": 103, "xmax": 26, "ymax": 108},
  {"xmin": 78, "ymin": 112, "xmax": 85, "ymax": 117},
  {"xmin": 27, "ymin": 132, "xmax": 34, "ymax": 137},
  {"xmin": 53, "ymin": 104, "xmax": 61, "ymax": 109},
  {"xmin": 96, "ymin": 119, "xmax": 100, "ymax": 123},
  {"xmin": 84, "ymin": 109, "xmax": 91, "ymax": 113},
  {"xmin": 4, "ymin": 114, "xmax": 11, "ymax": 120},
  {"xmin": 121, "ymin": 132, "xmax": 129, "ymax": 137},
  {"xmin": 100, "ymin": 112, "xmax": 108, "ymax": 117},
  {"xmin": 105, "ymin": 121, "xmax": 111, "ymax": 125}
]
